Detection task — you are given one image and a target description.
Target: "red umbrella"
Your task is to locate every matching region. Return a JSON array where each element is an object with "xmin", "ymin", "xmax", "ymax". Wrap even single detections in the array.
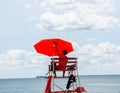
[{"xmin": 34, "ymin": 38, "xmax": 73, "ymax": 56}]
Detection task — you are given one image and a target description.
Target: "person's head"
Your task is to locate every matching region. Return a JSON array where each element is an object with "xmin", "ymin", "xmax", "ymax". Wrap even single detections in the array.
[{"xmin": 62, "ymin": 50, "xmax": 67, "ymax": 55}]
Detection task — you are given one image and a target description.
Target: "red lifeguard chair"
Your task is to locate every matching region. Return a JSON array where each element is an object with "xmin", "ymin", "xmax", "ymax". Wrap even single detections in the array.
[
  {"xmin": 33, "ymin": 38, "xmax": 87, "ymax": 93},
  {"xmin": 45, "ymin": 57, "xmax": 86, "ymax": 93}
]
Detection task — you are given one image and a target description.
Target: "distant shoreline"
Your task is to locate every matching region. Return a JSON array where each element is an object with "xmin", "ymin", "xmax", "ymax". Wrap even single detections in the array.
[
  {"xmin": 36, "ymin": 74, "xmax": 120, "ymax": 78},
  {"xmin": 0, "ymin": 74, "xmax": 119, "ymax": 79},
  {"xmin": 80, "ymin": 74, "xmax": 120, "ymax": 76}
]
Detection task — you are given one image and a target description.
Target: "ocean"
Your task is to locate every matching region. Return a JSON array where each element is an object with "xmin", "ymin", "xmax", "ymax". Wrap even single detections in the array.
[{"xmin": 0, "ymin": 75, "xmax": 120, "ymax": 93}]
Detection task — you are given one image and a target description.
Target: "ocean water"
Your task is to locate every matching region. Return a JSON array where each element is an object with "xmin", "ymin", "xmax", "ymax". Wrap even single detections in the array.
[{"xmin": 0, "ymin": 75, "xmax": 120, "ymax": 93}]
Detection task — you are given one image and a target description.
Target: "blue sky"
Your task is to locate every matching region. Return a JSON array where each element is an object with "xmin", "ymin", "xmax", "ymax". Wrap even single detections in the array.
[{"xmin": 0, "ymin": 0, "xmax": 120, "ymax": 79}]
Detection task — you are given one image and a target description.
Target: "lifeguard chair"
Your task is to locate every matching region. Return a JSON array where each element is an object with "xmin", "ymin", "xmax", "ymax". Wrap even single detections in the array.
[{"xmin": 45, "ymin": 57, "xmax": 86, "ymax": 93}]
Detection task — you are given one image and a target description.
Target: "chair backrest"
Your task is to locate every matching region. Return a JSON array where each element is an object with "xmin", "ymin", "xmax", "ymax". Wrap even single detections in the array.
[{"xmin": 51, "ymin": 57, "xmax": 77, "ymax": 70}]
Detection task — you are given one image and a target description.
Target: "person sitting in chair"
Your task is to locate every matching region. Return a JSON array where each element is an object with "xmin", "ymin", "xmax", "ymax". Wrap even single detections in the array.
[
  {"xmin": 52, "ymin": 41, "xmax": 68, "ymax": 77},
  {"xmin": 58, "ymin": 50, "xmax": 68, "ymax": 77},
  {"xmin": 51, "ymin": 49, "xmax": 68, "ymax": 77}
]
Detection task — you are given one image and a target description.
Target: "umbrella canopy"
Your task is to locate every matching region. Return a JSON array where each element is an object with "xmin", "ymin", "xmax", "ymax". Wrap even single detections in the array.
[{"xmin": 34, "ymin": 38, "xmax": 73, "ymax": 56}]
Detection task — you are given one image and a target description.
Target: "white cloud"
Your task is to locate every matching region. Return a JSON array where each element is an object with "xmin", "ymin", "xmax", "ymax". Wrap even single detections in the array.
[
  {"xmin": 36, "ymin": 11, "xmax": 81, "ymax": 31},
  {"xmin": 0, "ymin": 42, "xmax": 120, "ymax": 78},
  {"xmin": 0, "ymin": 49, "xmax": 49, "ymax": 78},
  {"xmin": 75, "ymin": 42, "xmax": 120, "ymax": 75},
  {"xmin": 34, "ymin": 0, "xmax": 120, "ymax": 31}
]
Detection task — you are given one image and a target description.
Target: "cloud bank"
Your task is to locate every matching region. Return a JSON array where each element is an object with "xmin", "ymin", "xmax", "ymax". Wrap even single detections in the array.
[
  {"xmin": 0, "ymin": 49, "xmax": 49, "ymax": 78},
  {"xmin": 0, "ymin": 42, "xmax": 120, "ymax": 78},
  {"xmin": 25, "ymin": 0, "xmax": 120, "ymax": 31},
  {"xmin": 74, "ymin": 42, "xmax": 120, "ymax": 74}
]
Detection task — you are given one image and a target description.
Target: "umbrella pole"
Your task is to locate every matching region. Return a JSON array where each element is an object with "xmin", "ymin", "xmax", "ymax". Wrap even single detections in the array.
[{"xmin": 52, "ymin": 44, "xmax": 59, "ymax": 93}]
